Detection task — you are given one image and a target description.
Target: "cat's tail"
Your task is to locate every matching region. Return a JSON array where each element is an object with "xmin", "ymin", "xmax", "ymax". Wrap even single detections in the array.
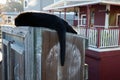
[{"xmin": 57, "ymin": 27, "xmax": 66, "ymax": 66}]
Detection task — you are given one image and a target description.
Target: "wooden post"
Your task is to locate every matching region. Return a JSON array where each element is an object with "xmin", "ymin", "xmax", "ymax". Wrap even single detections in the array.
[
  {"xmin": 105, "ymin": 5, "xmax": 110, "ymax": 29},
  {"xmin": 49, "ymin": 10, "xmax": 54, "ymax": 14},
  {"xmin": 59, "ymin": 11, "xmax": 61, "ymax": 18},
  {"xmin": 97, "ymin": 28, "xmax": 101, "ymax": 48},
  {"xmin": 64, "ymin": 8, "xmax": 66, "ymax": 20},
  {"xmin": 77, "ymin": 7, "xmax": 80, "ymax": 27},
  {"xmin": 77, "ymin": 7, "xmax": 80, "ymax": 34},
  {"xmin": 73, "ymin": 7, "xmax": 76, "ymax": 26},
  {"xmin": 86, "ymin": 5, "xmax": 90, "ymax": 28}
]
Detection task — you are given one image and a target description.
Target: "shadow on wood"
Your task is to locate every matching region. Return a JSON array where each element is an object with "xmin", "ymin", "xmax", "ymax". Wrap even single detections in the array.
[{"xmin": 0, "ymin": 62, "xmax": 2, "ymax": 80}]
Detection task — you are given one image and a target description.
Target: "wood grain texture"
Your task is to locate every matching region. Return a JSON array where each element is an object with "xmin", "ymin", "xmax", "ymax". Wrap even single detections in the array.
[{"xmin": 40, "ymin": 28, "xmax": 86, "ymax": 80}]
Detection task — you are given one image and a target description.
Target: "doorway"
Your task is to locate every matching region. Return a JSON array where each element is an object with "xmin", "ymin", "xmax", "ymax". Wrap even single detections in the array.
[{"xmin": 116, "ymin": 14, "xmax": 120, "ymax": 27}]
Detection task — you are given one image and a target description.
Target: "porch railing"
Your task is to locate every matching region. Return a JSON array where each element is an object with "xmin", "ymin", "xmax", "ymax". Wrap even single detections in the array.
[{"xmin": 77, "ymin": 27, "xmax": 120, "ymax": 48}]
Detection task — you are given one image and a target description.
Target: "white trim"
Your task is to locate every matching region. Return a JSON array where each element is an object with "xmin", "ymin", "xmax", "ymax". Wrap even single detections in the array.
[
  {"xmin": 116, "ymin": 13, "xmax": 120, "ymax": 26},
  {"xmin": 100, "ymin": 1, "xmax": 120, "ymax": 6},
  {"xmin": 88, "ymin": 47, "xmax": 120, "ymax": 52},
  {"xmin": 43, "ymin": 0, "xmax": 120, "ymax": 11},
  {"xmin": 43, "ymin": 0, "xmax": 100, "ymax": 10}
]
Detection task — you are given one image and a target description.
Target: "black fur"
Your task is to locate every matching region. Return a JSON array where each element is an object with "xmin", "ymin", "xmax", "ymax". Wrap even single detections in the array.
[{"xmin": 15, "ymin": 12, "xmax": 77, "ymax": 66}]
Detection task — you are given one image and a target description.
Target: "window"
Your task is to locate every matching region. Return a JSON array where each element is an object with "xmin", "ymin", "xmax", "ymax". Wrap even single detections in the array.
[
  {"xmin": 90, "ymin": 11, "xmax": 95, "ymax": 25},
  {"xmin": 80, "ymin": 14, "xmax": 86, "ymax": 26},
  {"xmin": 24, "ymin": 0, "xmax": 28, "ymax": 8},
  {"xmin": 8, "ymin": 16, "xmax": 12, "ymax": 23}
]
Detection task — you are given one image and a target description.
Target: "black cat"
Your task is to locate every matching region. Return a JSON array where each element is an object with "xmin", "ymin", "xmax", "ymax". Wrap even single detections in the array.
[{"xmin": 15, "ymin": 12, "xmax": 77, "ymax": 66}]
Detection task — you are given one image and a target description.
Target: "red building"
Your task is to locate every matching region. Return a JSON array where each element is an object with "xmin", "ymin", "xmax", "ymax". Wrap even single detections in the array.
[{"xmin": 44, "ymin": 0, "xmax": 120, "ymax": 80}]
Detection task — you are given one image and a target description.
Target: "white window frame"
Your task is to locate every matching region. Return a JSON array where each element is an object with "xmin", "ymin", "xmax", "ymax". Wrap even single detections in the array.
[{"xmin": 80, "ymin": 14, "xmax": 86, "ymax": 26}]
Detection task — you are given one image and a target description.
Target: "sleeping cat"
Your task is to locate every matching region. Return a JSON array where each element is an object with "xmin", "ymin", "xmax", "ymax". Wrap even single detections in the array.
[{"xmin": 15, "ymin": 12, "xmax": 77, "ymax": 66}]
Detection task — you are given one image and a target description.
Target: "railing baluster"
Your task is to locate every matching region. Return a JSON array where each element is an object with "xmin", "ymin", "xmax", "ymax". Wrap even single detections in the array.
[
  {"xmin": 77, "ymin": 27, "xmax": 120, "ymax": 48},
  {"xmin": 119, "ymin": 29, "xmax": 120, "ymax": 46}
]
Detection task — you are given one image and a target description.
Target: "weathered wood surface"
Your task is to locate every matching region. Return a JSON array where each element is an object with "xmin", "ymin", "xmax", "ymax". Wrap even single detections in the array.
[
  {"xmin": 39, "ymin": 29, "xmax": 86, "ymax": 80},
  {"xmin": 2, "ymin": 26, "xmax": 87, "ymax": 80},
  {"xmin": 2, "ymin": 26, "xmax": 28, "ymax": 80},
  {"xmin": 0, "ymin": 62, "xmax": 2, "ymax": 80}
]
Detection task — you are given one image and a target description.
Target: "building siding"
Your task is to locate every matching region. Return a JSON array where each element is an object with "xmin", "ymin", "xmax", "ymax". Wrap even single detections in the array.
[
  {"xmin": 24, "ymin": 0, "xmax": 54, "ymax": 11},
  {"xmin": 93, "ymin": 5, "xmax": 106, "ymax": 26}
]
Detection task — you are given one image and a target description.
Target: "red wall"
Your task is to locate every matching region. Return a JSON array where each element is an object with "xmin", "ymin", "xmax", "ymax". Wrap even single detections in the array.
[
  {"xmin": 78, "ymin": 4, "xmax": 120, "ymax": 27},
  {"xmin": 80, "ymin": 4, "xmax": 106, "ymax": 26},
  {"xmin": 85, "ymin": 51, "xmax": 101, "ymax": 80},
  {"xmin": 85, "ymin": 49, "xmax": 120, "ymax": 80},
  {"xmin": 93, "ymin": 5, "xmax": 106, "ymax": 26}
]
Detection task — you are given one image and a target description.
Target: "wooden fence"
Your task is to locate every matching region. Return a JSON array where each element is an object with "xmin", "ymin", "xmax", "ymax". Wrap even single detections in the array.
[{"xmin": 2, "ymin": 26, "xmax": 88, "ymax": 80}]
